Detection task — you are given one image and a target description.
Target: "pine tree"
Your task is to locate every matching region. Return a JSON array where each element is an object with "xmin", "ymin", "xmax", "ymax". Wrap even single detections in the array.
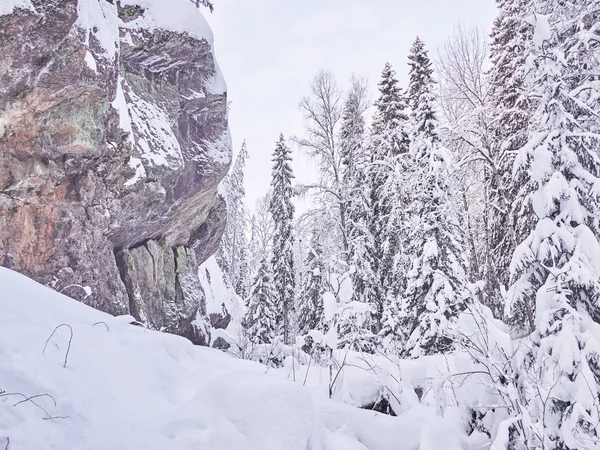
[
  {"xmin": 244, "ymin": 258, "xmax": 277, "ymax": 344},
  {"xmin": 367, "ymin": 63, "xmax": 410, "ymax": 332},
  {"xmin": 401, "ymin": 38, "xmax": 469, "ymax": 358},
  {"xmin": 485, "ymin": 0, "xmax": 535, "ymax": 324},
  {"xmin": 269, "ymin": 134, "xmax": 295, "ymax": 345},
  {"xmin": 217, "ymin": 141, "xmax": 249, "ymax": 297},
  {"xmin": 297, "ymin": 235, "xmax": 326, "ymax": 336},
  {"xmin": 505, "ymin": 2, "xmax": 600, "ymax": 447}
]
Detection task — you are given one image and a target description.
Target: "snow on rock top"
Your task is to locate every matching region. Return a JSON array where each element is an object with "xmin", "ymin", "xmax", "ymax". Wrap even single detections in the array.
[
  {"xmin": 0, "ymin": 267, "xmax": 426, "ymax": 450},
  {"xmin": 0, "ymin": 0, "xmax": 33, "ymax": 16},
  {"xmin": 118, "ymin": 0, "xmax": 227, "ymax": 93},
  {"xmin": 75, "ymin": 0, "xmax": 120, "ymax": 59},
  {"xmin": 198, "ymin": 256, "xmax": 244, "ymax": 320},
  {"xmin": 120, "ymin": 0, "xmax": 214, "ymax": 43}
]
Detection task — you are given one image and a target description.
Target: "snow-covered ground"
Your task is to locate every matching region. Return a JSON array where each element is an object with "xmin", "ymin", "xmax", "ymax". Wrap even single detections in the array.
[{"xmin": 0, "ymin": 267, "xmax": 436, "ymax": 450}]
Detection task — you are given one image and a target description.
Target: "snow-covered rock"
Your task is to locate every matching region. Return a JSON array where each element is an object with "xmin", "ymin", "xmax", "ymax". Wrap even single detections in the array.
[{"xmin": 0, "ymin": 0, "xmax": 230, "ymax": 344}]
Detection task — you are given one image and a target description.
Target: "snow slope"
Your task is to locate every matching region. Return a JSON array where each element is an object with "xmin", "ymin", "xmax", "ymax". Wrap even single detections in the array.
[{"xmin": 0, "ymin": 267, "xmax": 425, "ymax": 450}]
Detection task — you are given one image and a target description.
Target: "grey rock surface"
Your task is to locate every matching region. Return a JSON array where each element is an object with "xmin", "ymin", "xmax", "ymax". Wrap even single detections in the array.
[{"xmin": 0, "ymin": 0, "xmax": 230, "ymax": 345}]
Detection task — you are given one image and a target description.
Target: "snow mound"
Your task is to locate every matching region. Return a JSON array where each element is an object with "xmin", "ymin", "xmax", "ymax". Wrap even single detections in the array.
[{"xmin": 0, "ymin": 267, "xmax": 424, "ymax": 449}]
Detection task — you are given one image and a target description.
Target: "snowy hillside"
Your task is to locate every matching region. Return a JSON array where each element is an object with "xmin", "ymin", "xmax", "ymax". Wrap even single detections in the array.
[{"xmin": 0, "ymin": 267, "xmax": 431, "ymax": 450}]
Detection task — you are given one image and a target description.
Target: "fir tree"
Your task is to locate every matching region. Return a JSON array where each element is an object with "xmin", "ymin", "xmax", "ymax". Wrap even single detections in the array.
[
  {"xmin": 244, "ymin": 258, "xmax": 277, "ymax": 344},
  {"xmin": 505, "ymin": 2, "xmax": 600, "ymax": 447},
  {"xmin": 401, "ymin": 38, "xmax": 469, "ymax": 358},
  {"xmin": 269, "ymin": 134, "xmax": 296, "ymax": 344}
]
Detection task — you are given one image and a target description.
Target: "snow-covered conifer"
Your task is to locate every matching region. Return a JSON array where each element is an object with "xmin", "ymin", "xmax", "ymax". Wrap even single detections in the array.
[
  {"xmin": 218, "ymin": 141, "xmax": 249, "ymax": 297},
  {"xmin": 269, "ymin": 134, "xmax": 296, "ymax": 344},
  {"xmin": 402, "ymin": 38, "xmax": 469, "ymax": 357},
  {"xmin": 485, "ymin": 0, "xmax": 536, "ymax": 324},
  {"xmin": 505, "ymin": 2, "xmax": 600, "ymax": 446},
  {"xmin": 244, "ymin": 258, "xmax": 277, "ymax": 344},
  {"xmin": 338, "ymin": 78, "xmax": 378, "ymax": 312},
  {"xmin": 298, "ymin": 235, "xmax": 326, "ymax": 336},
  {"xmin": 368, "ymin": 63, "xmax": 410, "ymax": 331}
]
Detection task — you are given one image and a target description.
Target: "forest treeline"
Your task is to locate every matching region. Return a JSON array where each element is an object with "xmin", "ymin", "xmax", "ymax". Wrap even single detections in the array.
[{"xmin": 217, "ymin": 1, "xmax": 600, "ymax": 448}]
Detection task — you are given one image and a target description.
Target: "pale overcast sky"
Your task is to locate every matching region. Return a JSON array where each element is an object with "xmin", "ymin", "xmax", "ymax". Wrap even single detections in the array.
[{"xmin": 206, "ymin": 0, "xmax": 499, "ymax": 209}]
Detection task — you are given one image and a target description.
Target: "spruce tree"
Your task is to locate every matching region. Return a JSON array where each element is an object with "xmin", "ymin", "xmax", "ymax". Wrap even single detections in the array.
[
  {"xmin": 340, "ymin": 78, "xmax": 367, "ymax": 198},
  {"xmin": 485, "ymin": 0, "xmax": 535, "ymax": 324},
  {"xmin": 368, "ymin": 63, "xmax": 410, "ymax": 332},
  {"xmin": 244, "ymin": 258, "xmax": 277, "ymax": 344},
  {"xmin": 269, "ymin": 134, "xmax": 295, "ymax": 344},
  {"xmin": 218, "ymin": 141, "xmax": 249, "ymax": 296},
  {"xmin": 371, "ymin": 63, "xmax": 410, "ymax": 151},
  {"xmin": 338, "ymin": 78, "xmax": 378, "ymax": 316},
  {"xmin": 505, "ymin": 2, "xmax": 600, "ymax": 447},
  {"xmin": 236, "ymin": 245, "xmax": 250, "ymax": 299},
  {"xmin": 297, "ymin": 235, "xmax": 326, "ymax": 337},
  {"xmin": 339, "ymin": 77, "xmax": 366, "ymax": 262},
  {"xmin": 401, "ymin": 38, "xmax": 469, "ymax": 358}
]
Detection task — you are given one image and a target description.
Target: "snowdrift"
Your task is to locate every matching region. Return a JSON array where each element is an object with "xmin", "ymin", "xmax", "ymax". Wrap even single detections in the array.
[{"xmin": 0, "ymin": 267, "xmax": 427, "ymax": 450}]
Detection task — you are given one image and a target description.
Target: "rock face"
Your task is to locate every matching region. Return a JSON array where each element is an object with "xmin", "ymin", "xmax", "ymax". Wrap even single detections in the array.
[{"xmin": 0, "ymin": 0, "xmax": 231, "ymax": 344}]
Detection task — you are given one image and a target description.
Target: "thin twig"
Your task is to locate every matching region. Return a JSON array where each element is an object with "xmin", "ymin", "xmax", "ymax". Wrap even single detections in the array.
[
  {"xmin": 92, "ymin": 321, "xmax": 110, "ymax": 331},
  {"xmin": 303, "ymin": 347, "xmax": 315, "ymax": 387},
  {"xmin": 291, "ymin": 347, "xmax": 296, "ymax": 382},
  {"xmin": 1, "ymin": 392, "xmax": 55, "ymax": 419},
  {"xmin": 329, "ymin": 349, "xmax": 349, "ymax": 395},
  {"xmin": 43, "ymin": 324, "xmax": 73, "ymax": 368},
  {"xmin": 42, "ymin": 416, "xmax": 70, "ymax": 421},
  {"xmin": 13, "ymin": 393, "xmax": 57, "ymax": 408}
]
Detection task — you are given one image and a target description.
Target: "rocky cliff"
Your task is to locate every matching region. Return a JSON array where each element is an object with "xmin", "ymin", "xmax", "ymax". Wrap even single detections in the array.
[{"xmin": 0, "ymin": 0, "xmax": 231, "ymax": 344}]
